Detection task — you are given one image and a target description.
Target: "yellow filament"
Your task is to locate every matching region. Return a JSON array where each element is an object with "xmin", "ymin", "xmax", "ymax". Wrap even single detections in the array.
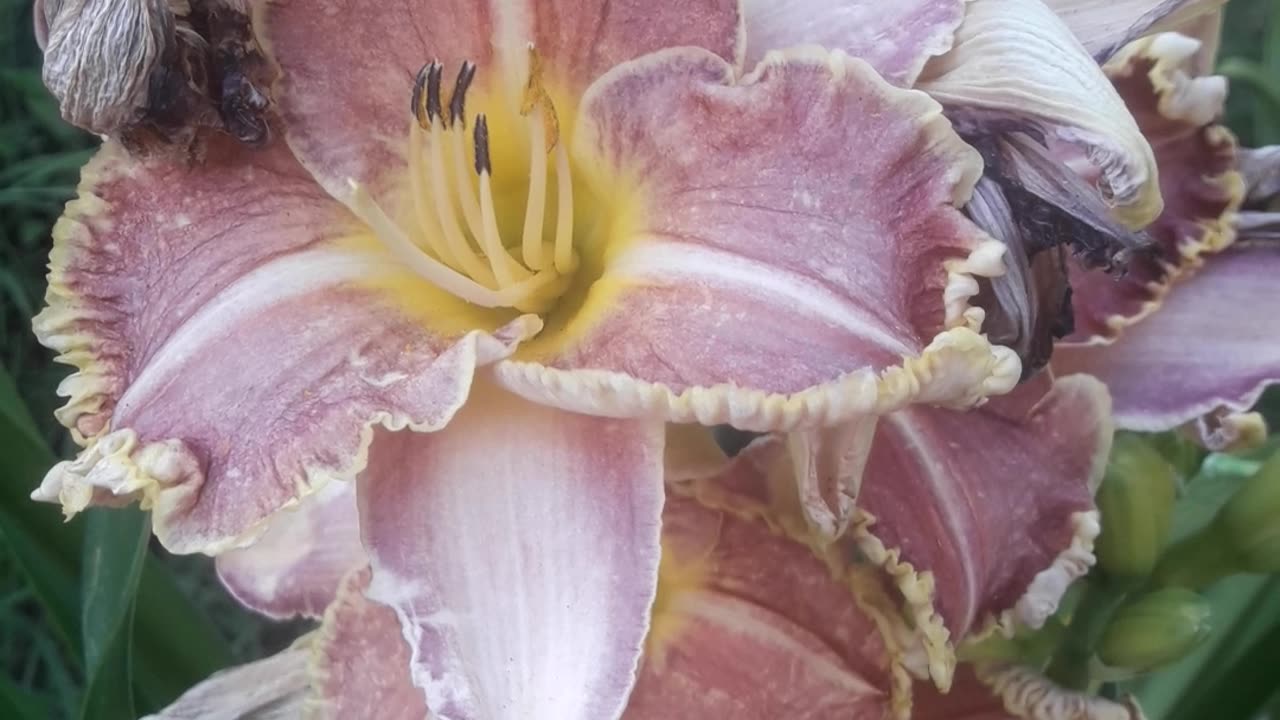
[
  {"xmin": 350, "ymin": 181, "xmax": 507, "ymax": 307},
  {"xmin": 352, "ymin": 179, "xmax": 558, "ymax": 308},
  {"xmin": 553, "ymin": 141, "xmax": 575, "ymax": 273},
  {"xmin": 407, "ymin": 123, "xmax": 457, "ymax": 267},
  {"xmin": 521, "ymin": 108, "xmax": 549, "ymax": 270},
  {"xmin": 477, "ymin": 170, "xmax": 528, "ymax": 286},
  {"xmin": 426, "ymin": 117, "xmax": 492, "ymax": 282}
]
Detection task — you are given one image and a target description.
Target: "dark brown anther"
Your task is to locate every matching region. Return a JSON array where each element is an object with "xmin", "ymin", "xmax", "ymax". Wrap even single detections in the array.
[
  {"xmin": 426, "ymin": 62, "xmax": 444, "ymax": 125},
  {"xmin": 411, "ymin": 64, "xmax": 430, "ymax": 126},
  {"xmin": 474, "ymin": 114, "xmax": 491, "ymax": 175},
  {"xmin": 450, "ymin": 61, "xmax": 477, "ymax": 128}
]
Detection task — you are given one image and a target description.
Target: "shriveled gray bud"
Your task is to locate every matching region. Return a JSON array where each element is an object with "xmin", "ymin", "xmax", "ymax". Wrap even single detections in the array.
[
  {"xmin": 1240, "ymin": 145, "xmax": 1280, "ymax": 208},
  {"xmin": 967, "ymin": 175, "xmax": 1074, "ymax": 378},
  {"xmin": 40, "ymin": 0, "xmax": 175, "ymax": 136}
]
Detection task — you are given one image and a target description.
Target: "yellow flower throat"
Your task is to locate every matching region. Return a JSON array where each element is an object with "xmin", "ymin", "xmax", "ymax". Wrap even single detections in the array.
[{"xmin": 350, "ymin": 48, "xmax": 585, "ymax": 315}]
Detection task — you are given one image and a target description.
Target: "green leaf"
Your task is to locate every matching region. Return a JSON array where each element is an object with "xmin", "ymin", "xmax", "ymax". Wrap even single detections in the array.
[
  {"xmin": 130, "ymin": 558, "xmax": 237, "ymax": 712},
  {"xmin": 0, "ymin": 363, "xmax": 82, "ymax": 656},
  {"xmin": 78, "ymin": 506, "xmax": 150, "ymax": 720},
  {"xmin": 0, "ymin": 676, "xmax": 49, "ymax": 720}
]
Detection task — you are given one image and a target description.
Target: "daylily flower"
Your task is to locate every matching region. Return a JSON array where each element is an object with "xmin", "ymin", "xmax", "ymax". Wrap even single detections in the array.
[
  {"xmin": 31, "ymin": 0, "xmax": 1022, "ymax": 716},
  {"xmin": 1052, "ymin": 22, "xmax": 1280, "ymax": 447},
  {"xmin": 149, "ymin": 371, "xmax": 1116, "ymax": 720}
]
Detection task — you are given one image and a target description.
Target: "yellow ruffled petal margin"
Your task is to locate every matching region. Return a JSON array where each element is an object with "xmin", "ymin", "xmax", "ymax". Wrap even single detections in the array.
[{"xmin": 32, "ymin": 145, "xmax": 127, "ymax": 445}]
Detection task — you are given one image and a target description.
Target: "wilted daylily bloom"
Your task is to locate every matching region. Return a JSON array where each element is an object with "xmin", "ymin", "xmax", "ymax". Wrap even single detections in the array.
[
  {"xmin": 31, "ymin": 0, "xmax": 1025, "ymax": 716},
  {"xmin": 1053, "ymin": 22, "xmax": 1280, "ymax": 448},
  {"xmin": 149, "ymin": 372, "xmax": 1116, "ymax": 719}
]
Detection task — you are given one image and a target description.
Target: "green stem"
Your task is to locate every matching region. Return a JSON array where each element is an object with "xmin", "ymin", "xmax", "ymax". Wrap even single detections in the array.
[{"xmin": 1045, "ymin": 580, "xmax": 1129, "ymax": 691}]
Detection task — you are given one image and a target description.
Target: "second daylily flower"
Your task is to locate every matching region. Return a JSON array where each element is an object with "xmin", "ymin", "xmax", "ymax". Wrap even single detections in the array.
[{"xmin": 32, "ymin": 0, "xmax": 1019, "ymax": 716}]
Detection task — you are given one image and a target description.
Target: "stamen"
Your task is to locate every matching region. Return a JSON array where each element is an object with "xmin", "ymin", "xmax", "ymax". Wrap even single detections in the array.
[
  {"xmin": 447, "ymin": 62, "xmax": 485, "ymax": 243},
  {"xmin": 449, "ymin": 62, "xmax": 477, "ymax": 127},
  {"xmin": 553, "ymin": 140, "xmax": 575, "ymax": 273},
  {"xmin": 474, "ymin": 114, "xmax": 526, "ymax": 287},
  {"xmin": 407, "ymin": 122, "xmax": 458, "ymax": 267},
  {"xmin": 521, "ymin": 108, "xmax": 549, "ymax": 270},
  {"xmin": 349, "ymin": 180, "xmax": 521, "ymax": 307},
  {"xmin": 425, "ymin": 62, "xmax": 444, "ymax": 125},
  {"xmin": 427, "ymin": 112, "xmax": 493, "ymax": 283}
]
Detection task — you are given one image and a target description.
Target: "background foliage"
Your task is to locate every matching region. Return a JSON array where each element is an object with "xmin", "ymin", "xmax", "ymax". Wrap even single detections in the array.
[{"xmin": 0, "ymin": 0, "xmax": 1276, "ymax": 718}]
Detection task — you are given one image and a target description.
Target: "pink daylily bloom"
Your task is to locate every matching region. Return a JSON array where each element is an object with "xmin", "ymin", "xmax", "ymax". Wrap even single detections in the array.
[
  {"xmin": 147, "ymin": 371, "xmax": 1114, "ymax": 718},
  {"xmin": 1054, "ymin": 28, "xmax": 1280, "ymax": 434},
  {"xmin": 32, "ymin": 0, "xmax": 1024, "ymax": 716}
]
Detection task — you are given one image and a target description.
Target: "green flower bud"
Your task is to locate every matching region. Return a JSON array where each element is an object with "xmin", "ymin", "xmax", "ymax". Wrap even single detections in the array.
[
  {"xmin": 1097, "ymin": 588, "xmax": 1212, "ymax": 672},
  {"xmin": 1094, "ymin": 433, "xmax": 1178, "ymax": 582},
  {"xmin": 1155, "ymin": 451, "xmax": 1280, "ymax": 589},
  {"xmin": 1216, "ymin": 450, "xmax": 1280, "ymax": 572}
]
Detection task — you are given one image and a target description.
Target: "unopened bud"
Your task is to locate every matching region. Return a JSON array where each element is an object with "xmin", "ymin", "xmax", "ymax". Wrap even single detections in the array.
[
  {"xmin": 1097, "ymin": 588, "xmax": 1211, "ymax": 672},
  {"xmin": 1154, "ymin": 451, "xmax": 1280, "ymax": 589},
  {"xmin": 1094, "ymin": 433, "xmax": 1177, "ymax": 582},
  {"xmin": 1216, "ymin": 450, "xmax": 1280, "ymax": 572}
]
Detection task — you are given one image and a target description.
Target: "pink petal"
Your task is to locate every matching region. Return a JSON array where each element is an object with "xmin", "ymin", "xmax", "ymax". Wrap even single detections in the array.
[
  {"xmin": 740, "ymin": 0, "xmax": 966, "ymax": 86},
  {"xmin": 625, "ymin": 494, "xmax": 895, "ymax": 719},
  {"xmin": 914, "ymin": 664, "xmax": 1145, "ymax": 720},
  {"xmin": 1054, "ymin": 244, "xmax": 1280, "ymax": 430},
  {"xmin": 260, "ymin": 0, "xmax": 740, "ymax": 202},
  {"xmin": 496, "ymin": 48, "xmax": 1017, "ymax": 430},
  {"xmin": 357, "ymin": 380, "xmax": 664, "ymax": 720},
  {"xmin": 215, "ymin": 481, "xmax": 363, "ymax": 619},
  {"xmin": 312, "ymin": 567, "xmax": 430, "ymax": 720},
  {"xmin": 30, "ymin": 135, "xmax": 537, "ymax": 553},
  {"xmin": 1067, "ymin": 33, "xmax": 1243, "ymax": 343},
  {"xmin": 854, "ymin": 375, "xmax": 1110, "ymax": 684}
]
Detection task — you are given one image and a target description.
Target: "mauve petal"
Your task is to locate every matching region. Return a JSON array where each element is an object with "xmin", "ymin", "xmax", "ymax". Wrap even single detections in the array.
[
  {"xmin": 215, "ymin": 481, "xmax": 363, "ymax": 619},
  {"xmin": 919, "ymin": 0, "xmax": 1162, "ymax": 229},
  {"xmin": 914, "ymin": 664, "xmax": 1145, "ymax": 720},
  {"xmin": 740, "ymin": 0, "xmax": 966, "ymax": 86},
  {"xmin": 1067, "ymin": 33, "xmax": 1243, "ymax": 344},
  {"xmin": 311, "ymin": 567, "xmax": 430, "ymax": 720},
  {"xmin": 496, "ymin": 48, "xmax": 1018, "ymax": 431},
  {"xmin": 31, "ymin": 135, "xmax": 538, "ymax": 553},
  {"xmin": 257, "ymin": 0, "xmax": 494, "ymax": 201},
  {"xmin": 259, "ymin": 0, "xmax": 739, "ymax": 204},
  {"xmin": 357, "ymin": 379, "xmax": 663, "ymax": 720},
  {"xmin": 1043, "ymin": 0, "xmax": 1225, "ymax": 60},
  {"xmin": 625, "ymin": 493, "xmax": 896, "ymax": 719},
  {"xmin": 852, "ymin": 375, "xmax": 1109, "ymax": 688},
  {"xmin": 1054, "ymin": 244, "xmax": 1280, "ymax": 431}
]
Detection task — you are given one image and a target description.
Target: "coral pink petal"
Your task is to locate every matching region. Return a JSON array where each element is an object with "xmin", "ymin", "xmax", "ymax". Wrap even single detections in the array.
[
  {"xmin": 741, "ymin": 0, "xmax": 966, "ymax": 86},
  {"xmin": 624, "ymin": 495, "xmax": 892, "ymax": 719},
  {"xmin": 857, "ymin": 375, "xmax": 1110, "ymax": 636},
  {"xmin": 1055, "ymin": 244, "xmax": 1280, "ymax": 431},
  {"xmin": 497, "ymin": 48, "xmax": 1015, "ymax": 430},
  {"xmin": 311, "ymin": 567, "xmax": 430, "ymax": 720},
  {"xmin": 30, "ymin": 135, "xmax": 536, "ymax": 554},
  {"xmin": 357, "ymin": 381, "xmax": 663, "ymax": 720},
  {"xmin": 215, "ymin": 481, "xmax": 363, "ymax": 619}
]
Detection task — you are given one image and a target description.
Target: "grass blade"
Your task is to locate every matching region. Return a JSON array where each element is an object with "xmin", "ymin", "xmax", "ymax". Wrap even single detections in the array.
[{"xmin": 77, "ymin": 506, "xmax": 149, "ymax": 720}]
